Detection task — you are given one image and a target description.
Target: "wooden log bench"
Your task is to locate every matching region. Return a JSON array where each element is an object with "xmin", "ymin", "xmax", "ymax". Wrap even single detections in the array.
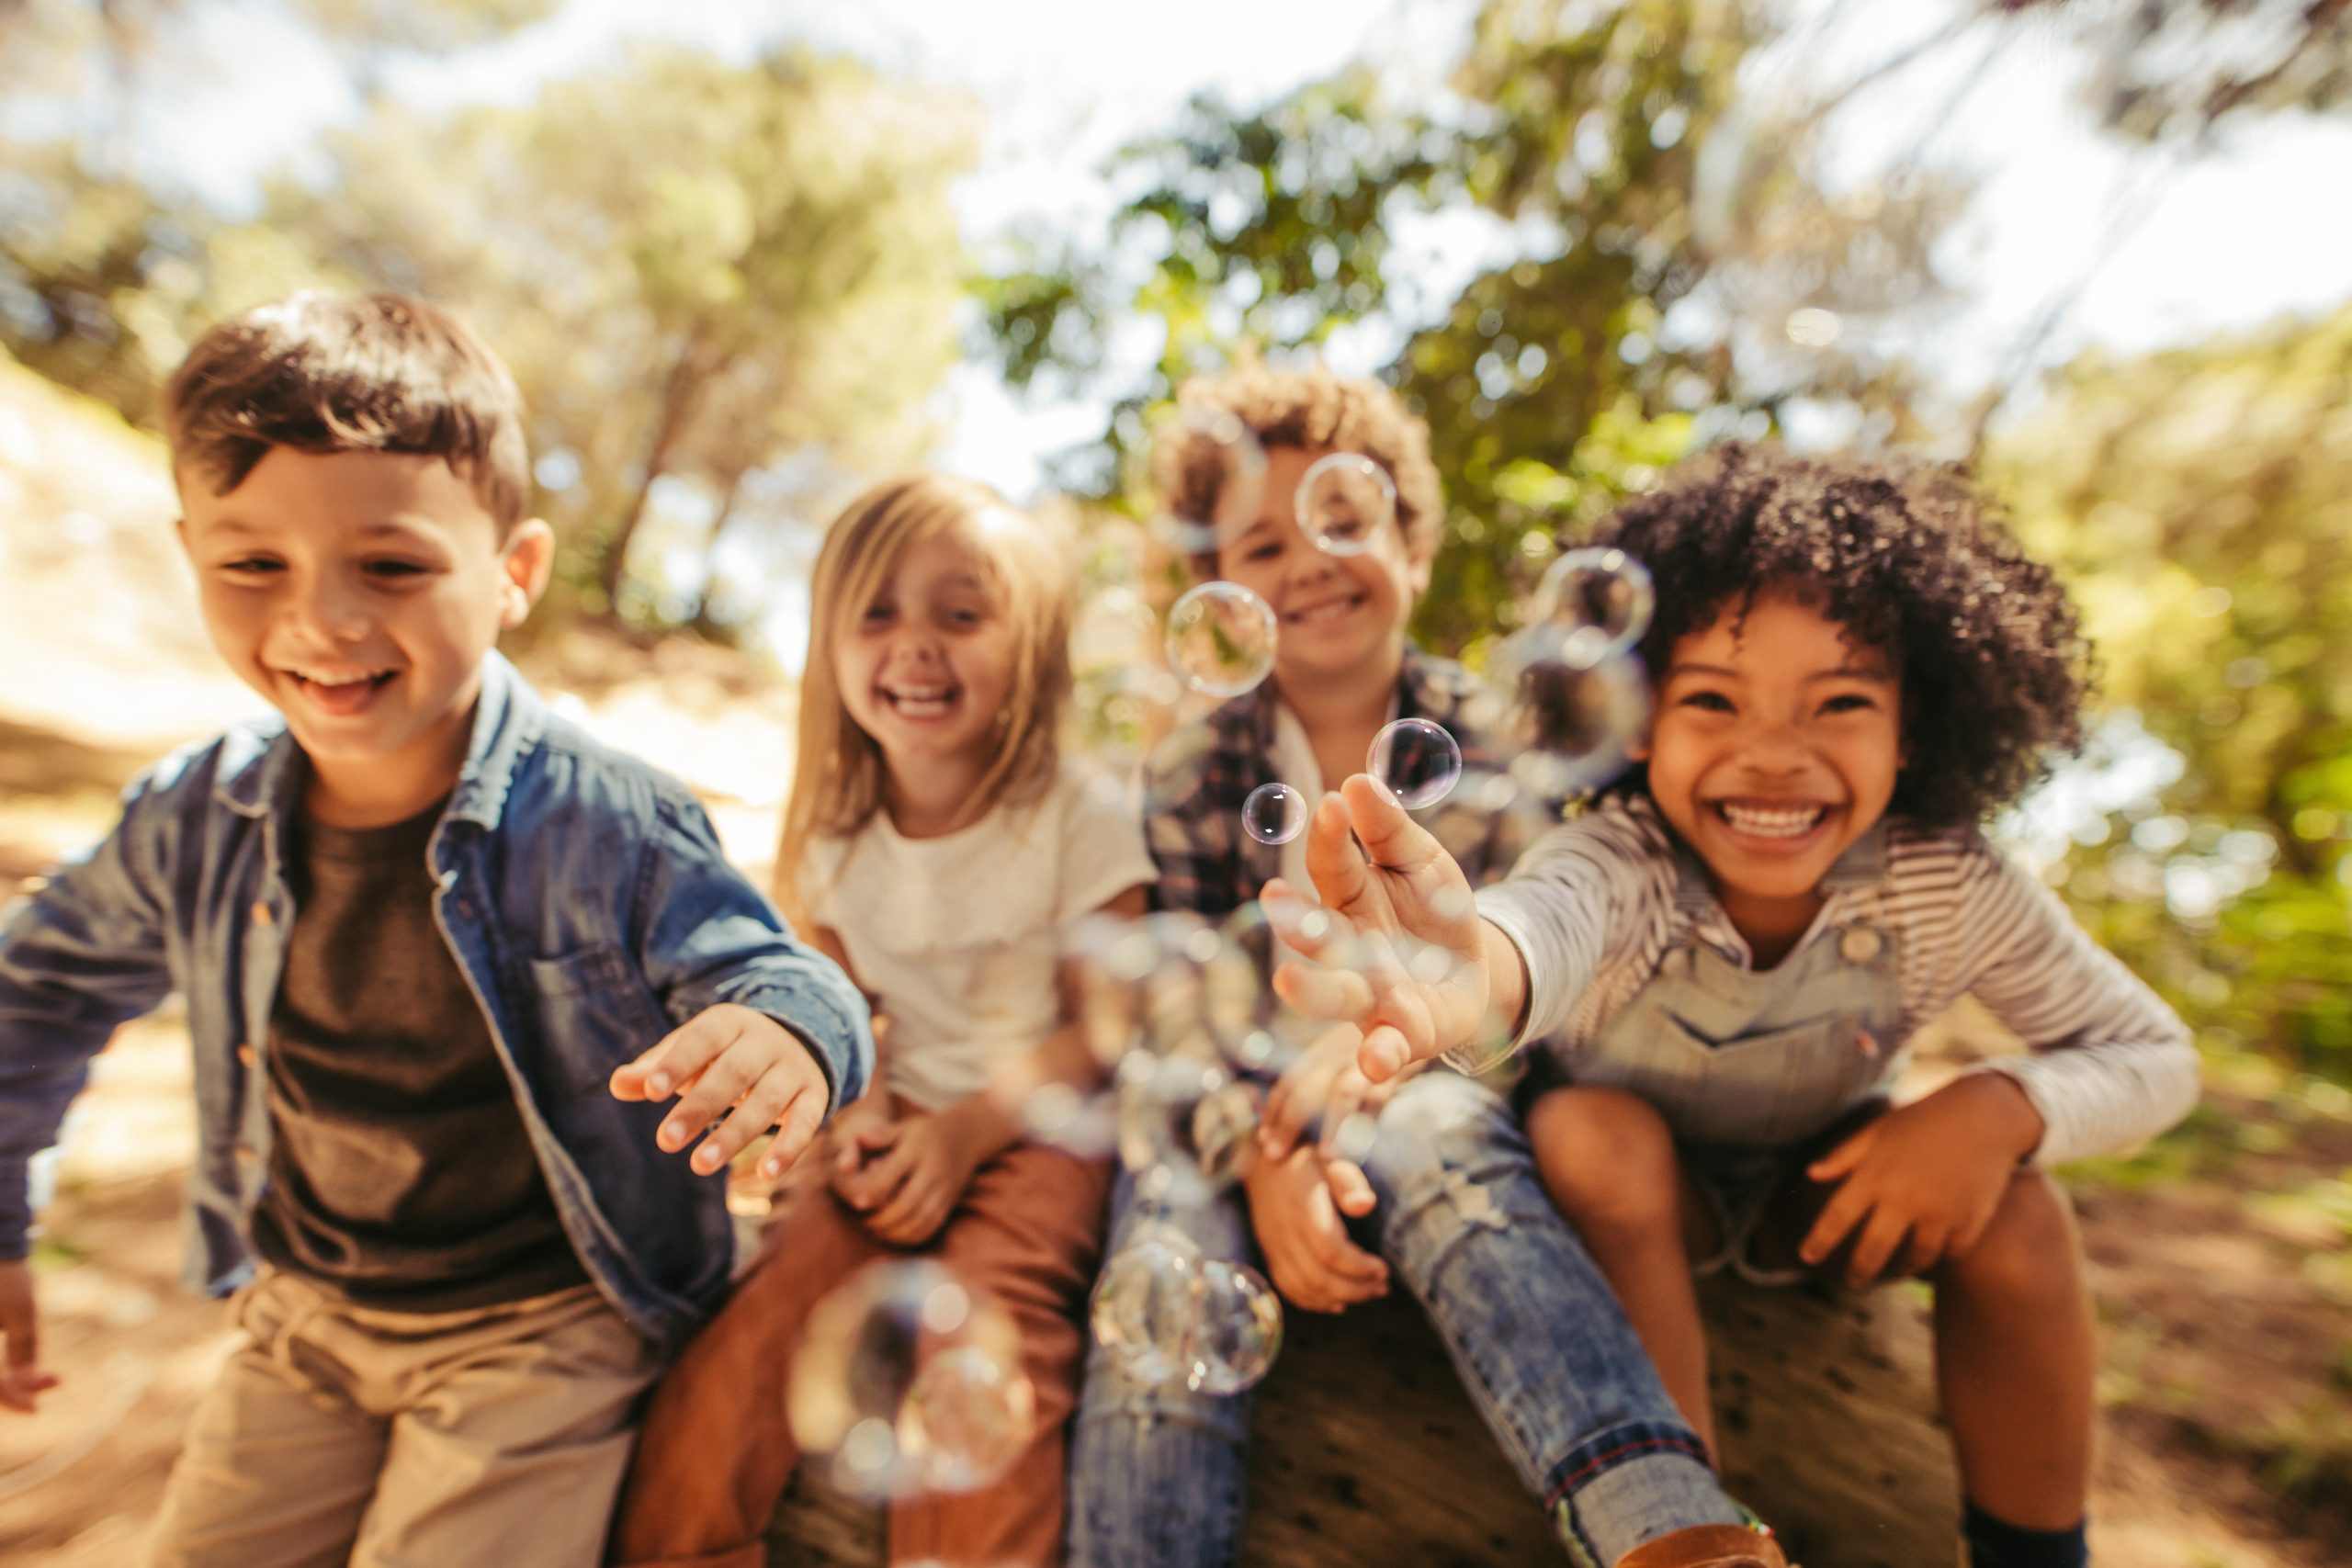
[{"xmin": 765, "ymin": 1273, "xmax": 1958, "ymax": 1567}]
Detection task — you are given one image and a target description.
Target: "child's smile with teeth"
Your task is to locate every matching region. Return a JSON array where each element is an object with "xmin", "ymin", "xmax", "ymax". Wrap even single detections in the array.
[
  {"xmin": 881, "ymin": 680, "xmax": 960, "ymax": 719},
  {"xmin": 1711, "ymin": 799, "xmax": 1833, "ymax": 839}
]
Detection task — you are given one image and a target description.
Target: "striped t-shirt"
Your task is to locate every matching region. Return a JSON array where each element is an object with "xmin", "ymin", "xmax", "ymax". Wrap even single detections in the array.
[{"xmin": 1476, "ymin": 795, "xmax": 2199, "ymax": 1168}]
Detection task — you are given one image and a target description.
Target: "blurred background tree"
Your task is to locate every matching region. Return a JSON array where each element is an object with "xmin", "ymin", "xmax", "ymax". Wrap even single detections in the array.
[
  {"xmin": 1, "ymin": 15, "xmax": 970, "ymax": 631},
  {"xmin": 1991, "ymin": 304, "xmax": 2352, "ymax": 1088}
]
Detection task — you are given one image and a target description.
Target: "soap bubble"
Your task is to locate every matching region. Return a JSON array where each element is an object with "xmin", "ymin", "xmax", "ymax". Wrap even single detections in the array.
[
  {"xmin": 1367, "ymin": 717, "xmax": 1463, "ymax": 810},
  {"xmin": 1090, "ymin": 1224, "xmax": 1209, "ymax": 1388},
  {"xmin": 1090, "ymin": 1226, "xmax": 1284, "ymax": 1394},
  {"xmin": 1532, "ymin": 548, "xmax": 1655, "ymax": 666},
  {"xmin": 1150, "ymin": 408, "xmax": 1267, "ymax": 558},
  {"xmin": 1243, "ymin": 781, "xmax": 1308, "ymax": 845},
  {"xmin": 1486, "ymin": 644, "xmax": 1652, "ymax": 802},
  {"xmin": 1185, "ymin": 1261, "xmax": 1283, "ymax": 1394},
  {"xmin": 1116, "ymin": 1051, "xmax": 1261, "ymax": 1200},
  {"xmin": 789, "ymin": 1260, "xmax": 1035, "ymax": 1501},
  {"xmin": 1165, "ymin": 581, "xmax": 1278, "ymax": 699},
  {"xmin": 1295, "ymin": 452, "xmax": 1395, "ymax": 558}
]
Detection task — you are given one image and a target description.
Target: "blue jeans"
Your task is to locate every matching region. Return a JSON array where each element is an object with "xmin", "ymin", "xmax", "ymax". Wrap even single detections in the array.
[{"xmin": 1067, "ymin": 1072, "xmax": 1740, "ymax": 1566}]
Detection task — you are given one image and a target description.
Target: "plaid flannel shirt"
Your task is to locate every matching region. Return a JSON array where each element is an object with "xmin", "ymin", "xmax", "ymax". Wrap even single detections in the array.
[{"xmin": 1140, "ymin": 647, "xmax": 1563, "ymax": 918}]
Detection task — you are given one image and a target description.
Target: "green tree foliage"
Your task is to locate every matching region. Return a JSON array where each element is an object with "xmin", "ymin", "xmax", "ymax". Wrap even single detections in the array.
[
  {"xmin": 0, "ymin": 40, "xmax": 972, "ymax": 626},
  {"xmin": 978, "ymin": 0, "xmax": 1958, "ymax": 651},
  {"xmin": 1991, "ymin": 307, "xmax": 2352, "ymax": 1079},
  {"xmin": 266, "ymin": 47, "xmax": 971, "ymax": 613}
]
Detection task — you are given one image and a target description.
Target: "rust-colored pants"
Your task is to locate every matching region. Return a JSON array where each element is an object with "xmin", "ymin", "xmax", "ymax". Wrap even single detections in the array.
[{"xmin": 607, "ymin": 1133, "xmax": 1114, "ymax": 1568}]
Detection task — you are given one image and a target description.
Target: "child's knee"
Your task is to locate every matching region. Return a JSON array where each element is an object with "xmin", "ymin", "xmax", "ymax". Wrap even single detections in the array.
[
  {"xmin": 1526, "ymin": 1086, "xmax": 1679, "ymax": 1224},
  {"xmin": 1940, "ymin": 1168, "xmax": 2080, "ymax": 1304}
]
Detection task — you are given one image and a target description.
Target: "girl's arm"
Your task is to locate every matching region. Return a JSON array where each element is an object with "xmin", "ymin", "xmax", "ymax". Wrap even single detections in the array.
[{"xmin": 1950, "ymin": 842, "xmax": 2201, "ymax": 1167}]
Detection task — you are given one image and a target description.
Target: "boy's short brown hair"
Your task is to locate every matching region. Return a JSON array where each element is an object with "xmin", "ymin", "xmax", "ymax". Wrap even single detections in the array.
[
  {"xmin": 1156, "ymin": 358, "xmax": 1443, "ymax": 565},
  {"xmin": 164, "ymin": 291, "xmax": 530, "ymax": 531}
]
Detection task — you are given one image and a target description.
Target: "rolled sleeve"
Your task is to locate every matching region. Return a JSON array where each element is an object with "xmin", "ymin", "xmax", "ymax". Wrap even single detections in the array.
[{"xmin": 637, "ymin": 796, "xmax": 875, "ymax": 1115}]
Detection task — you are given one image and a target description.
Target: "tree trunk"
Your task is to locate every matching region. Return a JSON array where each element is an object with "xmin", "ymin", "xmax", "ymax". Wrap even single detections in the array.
[
  {"xmin": 765, "ymin": 1277, "xmax": 1958, "ymax": 1566},
  {"xmin": 685, "ymin": 462, "xmax": 753, "ymax": 635},
  {"xmin": 600, "ymin": 329, "xmax": 711, "ymax": 610}
]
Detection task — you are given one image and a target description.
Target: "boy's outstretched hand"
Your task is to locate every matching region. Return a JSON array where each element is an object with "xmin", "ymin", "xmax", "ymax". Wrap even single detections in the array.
[
  {"xmin": 1264, "ymin": 776, "xmax": 1498, "ymax": 1084},
  {"xmin": 1, "ymin": 1258, "xmax": 58, "ymax": 1414},
  {"xmin": 610, "ymin": 1003, "xmax": 832, "ymax": 1179}
]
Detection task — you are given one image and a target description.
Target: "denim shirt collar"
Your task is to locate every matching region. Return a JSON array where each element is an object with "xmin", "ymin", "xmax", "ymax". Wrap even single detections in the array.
[{"xmin": 209, "ymin": 651, "xmax": 542, "ymax": 831}]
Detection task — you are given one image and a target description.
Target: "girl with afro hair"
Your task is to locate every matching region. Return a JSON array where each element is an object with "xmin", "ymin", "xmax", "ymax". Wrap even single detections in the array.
[{"xmin": 1265, "ymin": 442, "xmax": 2199, "ymax": 1568}]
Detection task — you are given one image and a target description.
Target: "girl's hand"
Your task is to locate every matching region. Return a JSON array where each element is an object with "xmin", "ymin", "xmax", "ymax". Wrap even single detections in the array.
[
  {"xmin": 826, "ymin": 1093, "xmax": 901, "ymax": 1196},
  {"xmin": 1243, "ymin": 1146, "xmax": 1390, "ymax": 1314},
  {"xmin": 839, "ymin": 1108, "xmax": 989, "ymax": 1247},
  {"xmin": 1800, "ymin": 1074, "xmax": 2048, "ymax": 1288},
  {"xmin": 609, "ymin": 1003, "xmax": 832, "ymax": 1179},
  {"xmin": 1266, "ymin": 776, "xmax": 1494, "ymax": 1083}
]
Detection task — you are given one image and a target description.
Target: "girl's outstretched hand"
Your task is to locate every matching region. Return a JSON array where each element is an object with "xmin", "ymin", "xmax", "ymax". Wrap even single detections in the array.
[{"xmin": 1265, "ymin": 775, "xmax": 1492, "ymax": 1084}]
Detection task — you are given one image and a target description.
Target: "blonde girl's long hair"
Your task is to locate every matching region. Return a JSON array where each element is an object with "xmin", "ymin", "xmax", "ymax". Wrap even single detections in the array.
[{"xmin": 775, "ymin": 473, "xmax": 1075, "ymax": 925}]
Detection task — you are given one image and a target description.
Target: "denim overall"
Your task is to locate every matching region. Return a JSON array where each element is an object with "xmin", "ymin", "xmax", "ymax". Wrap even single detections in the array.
[{"xmin": 1572, "ymin": 825, "xmax": 1904, "ymax": 1281}]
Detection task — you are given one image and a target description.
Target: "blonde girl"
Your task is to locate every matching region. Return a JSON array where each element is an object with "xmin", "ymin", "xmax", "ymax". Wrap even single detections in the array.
[{"xmin": 609, "ymin": 475, "xmax": 1154, "ymax": 1568}]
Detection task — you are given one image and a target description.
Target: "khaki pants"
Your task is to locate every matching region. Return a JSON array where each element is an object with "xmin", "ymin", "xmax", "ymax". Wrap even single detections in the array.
[
  {"xmin": 608, "ymin": 1129, "xmax": 1114, "ymax": 1568},
  {"xmin": 149, "ymin": 1271, "xmax": 660, "ymax": 1568}
]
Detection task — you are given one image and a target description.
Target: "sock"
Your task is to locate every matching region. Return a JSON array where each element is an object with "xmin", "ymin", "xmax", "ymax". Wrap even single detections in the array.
[{"xmin": 1963, "ymin": 1497, "xmax": 2088, "ymax": 1568}]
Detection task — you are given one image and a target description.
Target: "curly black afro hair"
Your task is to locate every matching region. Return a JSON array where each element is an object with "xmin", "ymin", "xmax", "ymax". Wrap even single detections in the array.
[{"xmin": 1586, "ymin": 441, "xmax": 2092, "ymax": 828}]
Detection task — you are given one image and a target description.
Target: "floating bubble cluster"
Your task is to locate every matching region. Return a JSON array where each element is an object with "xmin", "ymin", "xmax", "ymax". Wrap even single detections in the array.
[
  {"xmin": 1295, "ymin": 452, "xmax": 1396, "ymax": 558},
  {"xmin": 1090, "ymin": 1224, "xmax": 1283, "ymax": 1394},
  {"xmin": 1164, "ymin": 581, "xmax": 1279, "ymax": 699},
  {"xmin": 788, "ymin": 1260, "xmax": 1035, "ymax": 1502}
]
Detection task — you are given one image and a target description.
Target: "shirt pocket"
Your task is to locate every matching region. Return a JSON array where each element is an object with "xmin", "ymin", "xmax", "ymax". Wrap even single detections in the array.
[{"xmin": 526, "ymin": 944, "xmax": 674, "ymax": 1086}]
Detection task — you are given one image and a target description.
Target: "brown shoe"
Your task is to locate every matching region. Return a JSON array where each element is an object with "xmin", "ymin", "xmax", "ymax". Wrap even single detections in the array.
[{"xmin": 1612, "ymin": 1523, "xmax": 1790, "ymax": 1568}]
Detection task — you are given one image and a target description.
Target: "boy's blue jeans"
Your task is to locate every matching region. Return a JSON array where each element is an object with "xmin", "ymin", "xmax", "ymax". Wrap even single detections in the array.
[{"xmin": 1068, "ymin": 1071, "xmax": 1741, "ymax": 1567}]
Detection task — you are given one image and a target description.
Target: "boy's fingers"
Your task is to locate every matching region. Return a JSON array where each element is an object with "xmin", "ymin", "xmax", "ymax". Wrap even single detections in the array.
[
  {"xmin": 692, "ymin": 1072, "xmax": 797, "ymax": 1174},
  {"xmin": 623, "ymin": 1009, "xmax": 737, "ymax": 1103},
  {"xmin": 1356, "ymin": 1025, "xmax": 1415, "ymax": 1084},
  {"xmin": 1300, "ymin": 793, "xmax": 1372, "ymax": 914},
  {"xmin": 1305, "ymin": 1188, "xmax": 1389, "ymax": 1290},
  {"xmin": 1325, "ymin": 1156, "xmax": 1378, "ymax": 1217},
  {"xmin": 1271, "ymin": 960, "xmax": 1376, "ymax": 1023},
  {"xmin": 1337, "ymin": 773, "xmax": 1443, "ymax": 877},
  {"xmin": 762, "ymin": 1089, "xmax": 827, "ymax": 1179},
  {"xmin": 660, "ymin": 1049, "xmax": 762, "ymax": 1155}
]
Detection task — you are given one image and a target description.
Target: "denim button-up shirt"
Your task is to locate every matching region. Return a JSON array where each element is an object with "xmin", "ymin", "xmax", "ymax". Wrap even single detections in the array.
[{"xmin": 0, "ymin": 652, "xmax": 872, "ymax": 1351}]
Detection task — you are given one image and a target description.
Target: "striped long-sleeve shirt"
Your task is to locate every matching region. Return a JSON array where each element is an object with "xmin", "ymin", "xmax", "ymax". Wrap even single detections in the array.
[{"xmin": 1476, "ymin": 795, "xmax": 2199, "ymax": 1167}]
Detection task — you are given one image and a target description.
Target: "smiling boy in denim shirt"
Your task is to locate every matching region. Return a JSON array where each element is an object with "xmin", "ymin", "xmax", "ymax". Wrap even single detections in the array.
[{"xmin": 0, "ymin": 292, "xmax": 872, "ymax": 1567}]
